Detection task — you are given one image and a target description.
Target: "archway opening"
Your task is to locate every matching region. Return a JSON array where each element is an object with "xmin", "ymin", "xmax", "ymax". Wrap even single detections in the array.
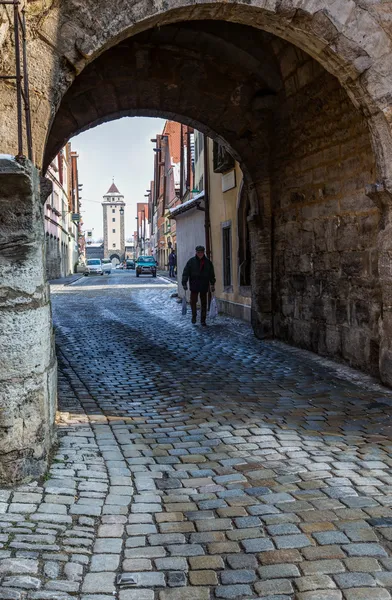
[
  {"xmin": 44, "ymin": 18, "xmax": 381, "ymax": 375},
  {"xmin": 1, "ymin": 3, "xmax": 392, "ymax": 484}
]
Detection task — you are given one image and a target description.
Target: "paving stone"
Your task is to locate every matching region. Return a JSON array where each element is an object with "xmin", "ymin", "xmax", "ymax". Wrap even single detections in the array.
[
  {"xmin": 344, "ymin": 558, "xmax": 381, "ymax": 572},
  {"xmin": 312, "ymin": 532, "xmax": 350, "ymax": 545},
  {"xmin": 227, "ymin": 554, "xmax": 258, "ymax": 569},
  {"xmin": 301, "ymin": 560, "xmax": 345, "ymax": 575},
  {"xmin": 296, "ymin": 593, "xmax": 343, "ymax": 600},
  {"xmin": 91, "ymin": 554, "xmax": 120, "ymax": 572},
  {"xmin": 2, "ymin": 575, "xmax": 41, "ymax": 589},
  {"xmin": 119, "ymin": 572, "xmax": 166, "ymax": 587},
  {"xmin": 343, "ymin": 543, "xmax": 388, "ymax": 557},
  {"xmin": 215, "ymin": 584, "xmax": 253, "ymax": 598},
  {"xmin": 254, "ymin": 579, "xmax": 294, "ymax": 595},
  {"xmin": 155, "ymin": 558, "xmax": 188, "ymax": 571},
  {"xmin": 295, "ymin": 575, "xmax": 337, "ymax": 591},
  {"xmin": 260, "ymin": 549, "xmax": 303, "ymax": 564},
  {"xmin": 64, "ymin": 562, "xmax": 83, "ymax": 581},
  {"xmin": 44, "ymin": 561, "xmax": 60, "ymax": 578},
  {"xmin": 168, "ymin": 544, "xmax": 204, "ymax": 556},
  {"xmin": 274, "ymin": 534, "xmax": 312, "ymax": 549},
  {"xmin": 343, "ymin": 590, "xmax": 391, "ymax": 600},
  {"xmin": 189, "ymin": 556, "xmax": 224, "ymax": 570},
  {"xmin": 189, "ymin": 570, "xmax": 218, "ymax": 585},
  {"xmin": 242, "ymin": 538, "xmax": 274, "ymax": 552},
  {"xmin": 334, "ymin": 572, "xmax": 376, "ymax": 587},
  {"xmin": 44, "ymin": 580, "xmax": 80, "ymax": 592},
  {"xmin": 159, "ymin": 589, "xmax": 209, "ymax": 600},
  {"xmin": 0, "ymin": 559, "xmax": 39, "ymax": 574},
  {"xmin": 167, "ymin": 571, "xmax": 187, "ymax": 587},
  {"xmin": 82, "ymin": 572, "xmax": 115, "ymax": 594},
  {"xmin": 123, "ymin": 558, "xmax": 152, "ymax": 571},
  {"xmin": 93, "ymin": 538, "xmax": 123, "ymax": 553},
  {"xmin": 119, "ymin": 592, "xmax": 154, "ymax": 600},
  {"xmin": 258, "ymin": 563, "xmax": 300, "ymax": 578},
  {"xmin": 220, "ymin": 569, "xmax": 256, "ymax": 584},
  {"xmin": 98, "ymin": 524, "xmax": 124, "ymax": 537},
  {"xmin": 302, "ymin": 546, "xmax": 346, "ymax": 560}
]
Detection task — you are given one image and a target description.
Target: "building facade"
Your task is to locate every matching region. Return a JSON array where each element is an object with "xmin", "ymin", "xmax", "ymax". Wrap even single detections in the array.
[
  {"xmin": 135, "ymin": 202, "xmax": 150, "ymax": 257},
  {"xmin": 45, "ymin": 143, "xmax": 80, "ymax": 279},
  {"xmin": 102, "ymin": 182, "xmax": 125, "ymax": 263},
  {"xmin": 148, "ymin": 121, "xmax": 182, "ymax": 268},
  {"xmin": 208, "ymin": 140, "xmax": 251, "ymax": 321},
  {"xmin": 170, "ymin": 131, "xmax": 250, "ymax": 321}
]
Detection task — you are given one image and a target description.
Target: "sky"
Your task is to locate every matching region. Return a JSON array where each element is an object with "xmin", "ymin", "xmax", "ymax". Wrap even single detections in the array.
[{"xmin": 71, "ymin": 117, "xmax": 166, "ymax": 240}]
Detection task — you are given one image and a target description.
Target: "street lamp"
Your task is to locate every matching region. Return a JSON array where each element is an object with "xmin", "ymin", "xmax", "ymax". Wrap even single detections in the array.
[{"xmin": 119, "ymin": 206, "xmax": 124, "ymax": 216}]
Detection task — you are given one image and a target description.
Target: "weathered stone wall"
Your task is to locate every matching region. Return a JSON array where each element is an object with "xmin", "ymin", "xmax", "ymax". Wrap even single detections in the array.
[
  {"xmin": 272, "ymin": 52, "xmax": 380, "ymax": 374},
  {"xmin": 45, "ymin": 235, "xmax": 61, "ymax": 280},
  {"xmin": 0, "ymin": 158, "xmax": 57, "ymax": 483}
]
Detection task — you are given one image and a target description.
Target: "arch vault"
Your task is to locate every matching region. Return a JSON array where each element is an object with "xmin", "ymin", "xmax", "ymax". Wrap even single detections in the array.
[{"xmin": 1, "ymin": 0, "xmax": 392, "ymax": 481}]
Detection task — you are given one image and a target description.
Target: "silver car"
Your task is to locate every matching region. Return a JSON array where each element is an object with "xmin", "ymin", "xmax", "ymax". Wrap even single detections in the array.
[{"xmin": 85, "ymin": 259, "xmax": 104, "ymax": 276}]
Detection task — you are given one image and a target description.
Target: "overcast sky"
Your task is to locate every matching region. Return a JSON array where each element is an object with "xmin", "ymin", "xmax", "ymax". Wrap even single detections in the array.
[{"xmin": 72, "ymin": 117, "xmax": 166, "ymax": 240}]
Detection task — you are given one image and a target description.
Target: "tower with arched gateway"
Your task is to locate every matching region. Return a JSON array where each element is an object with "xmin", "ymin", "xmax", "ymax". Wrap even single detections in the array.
[{"xmin": 102, "ymin": 181, "xmax": 125, "ymax": 263}]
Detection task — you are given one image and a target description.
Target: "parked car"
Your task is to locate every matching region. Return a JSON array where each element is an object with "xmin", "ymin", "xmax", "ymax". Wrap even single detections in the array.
[
  {"xmin": 126, "ymin": 259, "xmax": 135, "ymax": 270},
  {"xmin": 115, "ymin": 263, "xmax": 124, "ymax": 270},
  {"xmin": 85, "ymin": 258, "xmax": 104, "ymax": 276},
  {"xmin": 136, "ymin": 256, "xmax": 157, "ymax": 277},
  {"xmin": 101, "ymin": 258, "xmax": 112, "ymax": 274}
]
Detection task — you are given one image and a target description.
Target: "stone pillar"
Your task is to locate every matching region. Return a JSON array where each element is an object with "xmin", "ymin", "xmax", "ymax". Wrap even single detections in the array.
[
  {"xmin": 0, "ymin": 157, "xmax": 56, "ymax": 483},
  {"xmin": 367, "ymin": 182, "xmax": 392, "ymax": 386},
  {"xmin": 248, "ymin": 180, "xmax": 273, "ymax": 339},
  {"xmin": 244, "ymin": 110, "xmax": 274, "ymax": 339}
]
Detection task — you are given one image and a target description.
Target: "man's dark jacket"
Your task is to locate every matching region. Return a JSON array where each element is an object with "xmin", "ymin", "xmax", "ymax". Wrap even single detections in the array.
[{"xmin": 182, "ymin": 255, "xmax": 216, "ymax": 293}]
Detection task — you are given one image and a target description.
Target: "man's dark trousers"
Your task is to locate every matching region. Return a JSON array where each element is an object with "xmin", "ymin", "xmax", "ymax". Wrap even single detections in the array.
[{"xmin": 191, "ymin": 291, "xmax": 207, "ymax": 324}]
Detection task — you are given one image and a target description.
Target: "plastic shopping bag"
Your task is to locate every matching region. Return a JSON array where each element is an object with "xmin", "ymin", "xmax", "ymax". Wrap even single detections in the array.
[
  {"xmin": 181, "ymin": 295, "xmax": 187, "ymax": 315},
  {"xmin": 209, "ymin": 296, "xmax": 218, "ymax": 320}
]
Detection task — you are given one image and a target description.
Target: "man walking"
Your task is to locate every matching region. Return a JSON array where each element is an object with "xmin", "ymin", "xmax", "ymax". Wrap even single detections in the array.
[
  {"xmin": 182, "ymin": 245, "xmax": 216, "ymax": 326},
  {"xmin": 168, "ymin": 250, "xmax": 177, "ymax": 278}
]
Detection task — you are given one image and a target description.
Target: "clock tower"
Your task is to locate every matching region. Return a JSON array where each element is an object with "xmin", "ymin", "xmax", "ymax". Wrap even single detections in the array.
[{"xmin": 102, "ymin": 181, "xmax": 125, "ymax": 262}]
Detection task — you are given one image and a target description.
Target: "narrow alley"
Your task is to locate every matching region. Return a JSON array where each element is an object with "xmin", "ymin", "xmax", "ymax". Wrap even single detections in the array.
[{"xmin": 1, "ymin": 272, "xmax": 392, "ymax": 599}]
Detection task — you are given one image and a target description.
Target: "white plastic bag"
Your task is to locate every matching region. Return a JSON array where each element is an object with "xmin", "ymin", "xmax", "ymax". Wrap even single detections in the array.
[
  {"xmin": 209, "ymin": 296, "xmax": 218, "ymax": 320},
  {"xmin": 181, "ymin": 295, "xmax": 187, "ymax": 315}
]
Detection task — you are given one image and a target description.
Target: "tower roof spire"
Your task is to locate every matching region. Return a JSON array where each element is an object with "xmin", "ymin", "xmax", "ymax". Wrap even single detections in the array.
[{"xmin": 106, "ymin": 180, "xmax": 120, "ymax": 194}]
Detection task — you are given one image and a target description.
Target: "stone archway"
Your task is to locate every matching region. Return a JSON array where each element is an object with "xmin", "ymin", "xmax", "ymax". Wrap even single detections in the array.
[
  {"xmin": 1, "ymin": 1, "xmax": 392, "ymax": 481},
  {"xmin": 110, "ymin": 253, "xmax": 121, "ymax": 266}
]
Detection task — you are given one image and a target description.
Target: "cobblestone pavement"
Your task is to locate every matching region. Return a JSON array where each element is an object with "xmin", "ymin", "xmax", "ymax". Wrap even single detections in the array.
[{"xmin": 2, "ymin": 271, "xmax": 392, "ymax": 599}]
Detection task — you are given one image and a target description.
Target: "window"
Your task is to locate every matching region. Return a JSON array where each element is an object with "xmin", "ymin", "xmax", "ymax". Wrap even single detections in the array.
[
  {"xmin": 112, "ymin": 208, "xmax": 115, "ymax": 213},
  {"xmin": 222, "ymin": 223, "xmax": 232, "ymax": 288},
  {"xmin": 112, "ymin": 229, "xmax": 116, "ymax": 233},
  {"xmin": 112, "ymin": 218, "xmax": 116, "ymax": 222},
  {"xmin": 113, "ymin": 243, "xmax": 116, "ymax": 247}
]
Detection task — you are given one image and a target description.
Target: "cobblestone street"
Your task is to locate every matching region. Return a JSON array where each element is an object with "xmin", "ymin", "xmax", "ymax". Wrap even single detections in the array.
[{"xmin": 2, "ymin": 271, "xmax": 392, "ymax": 599}]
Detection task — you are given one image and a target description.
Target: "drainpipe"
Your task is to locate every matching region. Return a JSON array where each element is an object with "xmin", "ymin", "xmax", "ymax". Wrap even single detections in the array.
[{"xmin": 203, "ymin": 134, "xmax": 211, "ymax": 260}]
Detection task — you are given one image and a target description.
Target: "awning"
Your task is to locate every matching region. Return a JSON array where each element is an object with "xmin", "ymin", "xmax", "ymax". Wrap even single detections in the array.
[{"xmin": 169, "ymin": 191, "xmax": 205, "ymax": 218}]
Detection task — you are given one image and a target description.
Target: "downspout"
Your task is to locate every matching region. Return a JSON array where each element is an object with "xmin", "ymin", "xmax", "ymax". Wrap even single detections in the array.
[
  {"xmin": 180, "ymin": 124, "xmax": 184, "ymax": 199},
  {"xmin": 203, "ymin": 134, "xmax": 211, "ymax": 259}
]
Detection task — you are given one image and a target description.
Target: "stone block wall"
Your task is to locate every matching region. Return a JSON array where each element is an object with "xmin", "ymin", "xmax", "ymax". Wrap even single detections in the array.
[
  {"xmin": 45, "ymin": 235, "xmax": 62, "ymax": 280},
  {"xmin": 0, "ymin": 158, "xmax": 57, "ymax": 483},
  {"xmin": 271, "ymin": 52, "xmax": 380, "ymax": 375}
]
